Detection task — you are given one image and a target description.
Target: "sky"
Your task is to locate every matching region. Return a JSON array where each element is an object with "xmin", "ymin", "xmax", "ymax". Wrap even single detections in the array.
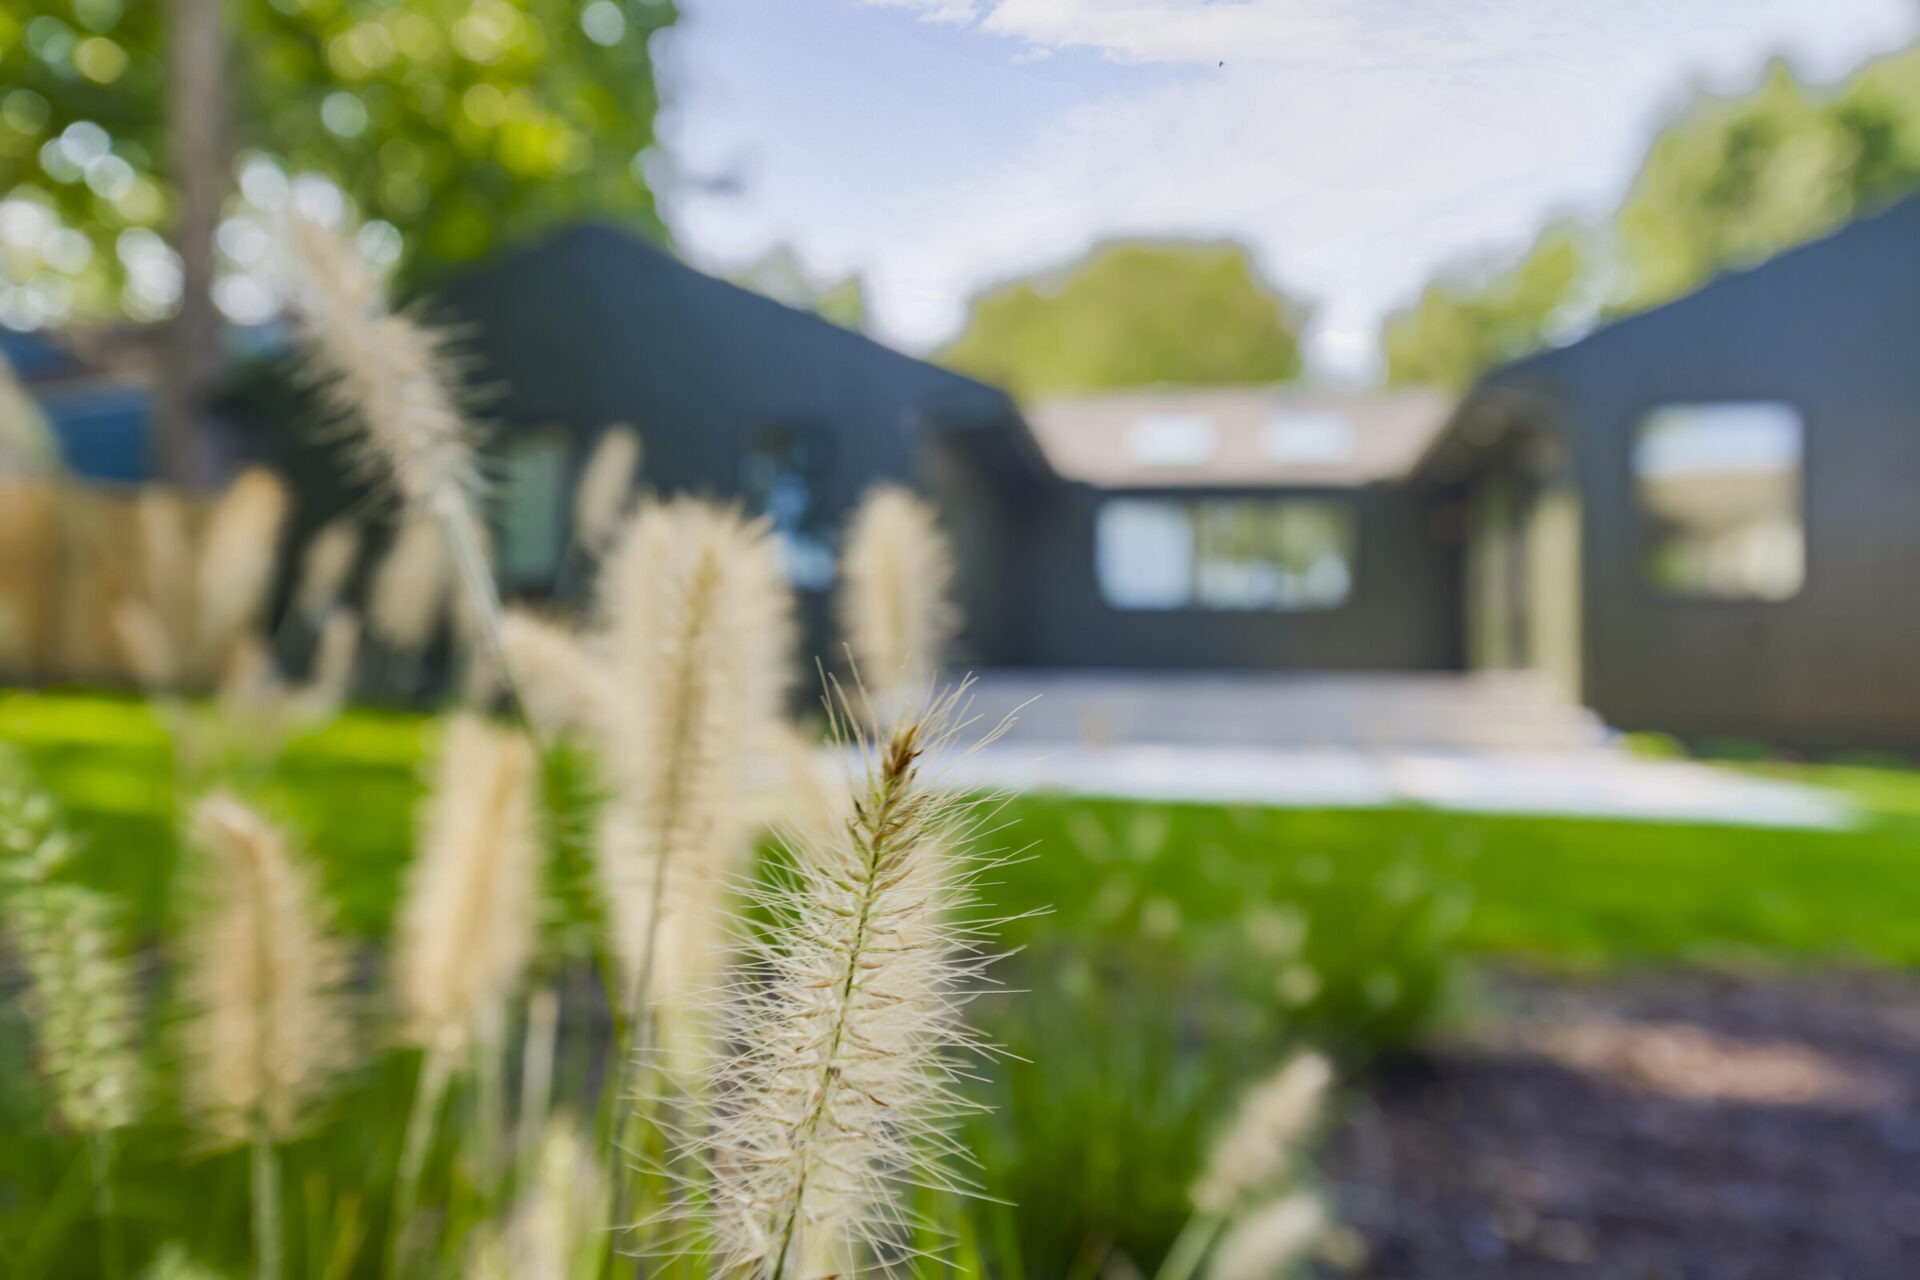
[{"xmin": 658, "ymin": 0, "xmax": 1920, "ymax": 379}]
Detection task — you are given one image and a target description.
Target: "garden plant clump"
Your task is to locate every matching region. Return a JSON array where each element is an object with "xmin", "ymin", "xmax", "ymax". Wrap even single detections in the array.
[{"xmin": 0, "ymin": 214, "xmax": 1376, "ymax": 1280}]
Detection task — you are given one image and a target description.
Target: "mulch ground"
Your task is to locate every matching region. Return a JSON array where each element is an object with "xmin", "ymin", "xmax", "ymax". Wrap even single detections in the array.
[{"xmin": 1323, "ymin": 969, "xmax": 1920, "ymax": 1280}]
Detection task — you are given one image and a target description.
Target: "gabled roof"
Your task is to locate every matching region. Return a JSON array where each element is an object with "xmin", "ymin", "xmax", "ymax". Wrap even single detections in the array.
[
  {"xmin": 429, "ymin": 222, "xmax": 1051, "ymax": 482},
  {"xmin": 1022, "ymin": 387, "xmax": 1453, "ymax": 489},
  {"xmin": 1420, "ymin": 191, "xmax": 1920, "ymax": 481}
]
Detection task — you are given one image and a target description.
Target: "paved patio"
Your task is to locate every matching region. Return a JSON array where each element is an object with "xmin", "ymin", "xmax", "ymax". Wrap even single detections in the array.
[{"xmin": 916, "ymin": 670, "xmax": 1855, "ymax": 829}]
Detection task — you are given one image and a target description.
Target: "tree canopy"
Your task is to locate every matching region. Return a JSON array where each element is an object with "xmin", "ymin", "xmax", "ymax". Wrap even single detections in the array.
[
  {"xmin": 0, "ymin": 0, "xmax": 674, "ymax": 327},
  {"xmin": 1382, "ymin": 49, "xmax": 1920, "ymax": 389},
  {"xmin": 938, "ymin": 240, "xmax": 1306, "ymax": 400}
]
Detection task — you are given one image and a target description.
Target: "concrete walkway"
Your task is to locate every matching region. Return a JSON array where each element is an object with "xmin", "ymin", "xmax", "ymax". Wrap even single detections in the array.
[
  {"xmin": 919, "ymin": 670, "xmax": 1855, "ymax": 829},
  {"xmin": 930, "ymin": 742, "xmax": 1854, "ymax": 829}
]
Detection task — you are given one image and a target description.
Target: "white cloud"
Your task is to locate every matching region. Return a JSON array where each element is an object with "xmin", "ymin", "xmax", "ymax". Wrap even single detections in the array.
[{"xmin": 679, "ymin": 0, "xmax": 1920, "ymax": 377}]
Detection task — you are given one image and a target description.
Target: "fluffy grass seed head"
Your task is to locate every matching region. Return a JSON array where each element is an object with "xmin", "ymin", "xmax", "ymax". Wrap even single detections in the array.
[
  {"xmin": 496, "ymin": 608, "xmax": 608, "ymax": 737},
  {"xmin": 193, "ymin": 468, "xmax": 291, "ymax": 678},
  {"xmin": 291, "ymin": 610, "xmax": 362, "ymax": 725},
  {"xmin": 1207, "ymin": 1193, "xmax": 1327, "ymax": 1280},
  {"xmin": 282, "ymin": 213, "xmax": 479, "ymax": 510},
  {"xmin": 573, "ymin": 424, "xmax": 642, "ymax": 557},
  {"xmin": 294, "ymin": 519, "xmax": 362, "ymax": 624},
  {"xmin": 112, "ymin": 597, "xmax": 182, "ymax": 690},
  {"xmin": 1191, "ymin": 1053, "xmax": 1333, "ymax": 1218},
  {"xmin": 368, "ymin": 512, "xmax": 451, "ymax": 654},
  {"xmin": 467, "ymin": 1114, "xmax": 609, "ymax": 1280},
  {"xmin": 837, "ymin": 486, "xmax": 958, "ymax": 712},
  {"xmin": 395, "ymin": 714, "xmax": 544, "ymax": 1057},
  {"xmin": 181, "ymin": 794, "xmax": 352, "ymax": 1144},
  {"xmin": 0, "ymin": 769, "xmax": 142, "ymax": 1134},
  {"xmin": 592, "ymin": 498, "xmax": 795, "ymax": 1008},
  {"xmin": 673, "ymin": 687, "xmax": 1007, "ymax": 1279}
]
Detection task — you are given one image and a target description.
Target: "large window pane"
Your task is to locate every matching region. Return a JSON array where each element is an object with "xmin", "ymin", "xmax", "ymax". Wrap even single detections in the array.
[
  {"xmin": 1095, "ymin": 497, "xmax": 1355, "ymax": 612},
  {"xmin": 498, "ymin": 430, "xmax": 570, "ymax": 587},
  {"xmin": 1096, "ymin": 499, "xmax": 1193, "ymax": 609},
  {"xmin": 1634, "ymin": 403, "xmax": 1804, "ymax": 601}
]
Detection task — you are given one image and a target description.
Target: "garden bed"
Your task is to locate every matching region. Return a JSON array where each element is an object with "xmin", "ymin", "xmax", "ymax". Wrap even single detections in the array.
[{"xmin": 1328, "ymin": 967, "xmax": 1920, "ymax": 1277}]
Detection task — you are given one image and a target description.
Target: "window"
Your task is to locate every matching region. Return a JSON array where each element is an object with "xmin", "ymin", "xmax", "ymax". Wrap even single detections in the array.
[
  {"xmin": 1127, "ymin": 413, "xmax": 1218, "ymax": 466},
  {"xmin": 1261, "ymin": 410, "xmax": 1357, "ymax": 464},
  {"xmin": 497, "ymin": 430, "xmax": 571, "ymax": 587},
  {"xmin": 741, "ymin": 424, "xmax": 836, "ymax": 590},
  {"xmin": 1634, "ymin": 402, "xmax": 1804, "ymax": 601},
  {"xmin": 1096, "ymin": 497, "xmax": 1356, "ymax": 611}
]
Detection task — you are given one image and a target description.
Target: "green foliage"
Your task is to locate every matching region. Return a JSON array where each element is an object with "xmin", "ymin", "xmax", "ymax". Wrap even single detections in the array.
[
  {"xmin": 0, "ymin": 0, "xmax": 674, "ymax": 320},
  {"xmin": 1381, "ymin": 224, "xmax": 1593, "ymax": 390},
  {"xmin": 939, "ymin": 241, "xmax": 1305, "ymax": 400},
  {"xmin": 1384, "ymin": 47, "xmax": 1920, "ymax": 387}
]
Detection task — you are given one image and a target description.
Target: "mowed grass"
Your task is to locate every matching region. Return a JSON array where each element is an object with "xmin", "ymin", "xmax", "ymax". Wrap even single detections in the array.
[
  {"xmin": 7, "ymin": 690, "xmax": 1920, "ymax": 969},
  {"xmin": 5, "ymin": 689, "xmax": 1920, "ymax": 964}
]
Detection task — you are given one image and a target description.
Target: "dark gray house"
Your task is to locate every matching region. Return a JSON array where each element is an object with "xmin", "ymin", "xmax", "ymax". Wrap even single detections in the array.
[
  {"xmin": 1435, "ymin": 193, "xmax": 1920, "ymax": 750},
  {"xmin": 428, "ymin": 207, "xmax": 1920, "ymax": 750},
  {"xmin": 938, "ymin": 388, "xmax": 1462, "ymax": 673},
  {"xmin": 428, "ymin": 222, "xmax": 1045, "ymax": 649}
]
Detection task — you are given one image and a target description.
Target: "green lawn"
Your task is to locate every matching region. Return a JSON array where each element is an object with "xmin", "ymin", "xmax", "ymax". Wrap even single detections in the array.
[
  {"xmin": 8, "ymin": 689, "xmax": 1920, "ymax": 969},
  {"xmin": 8, "ymin": 689, "xmax": 1920, "ymax": 1276}
]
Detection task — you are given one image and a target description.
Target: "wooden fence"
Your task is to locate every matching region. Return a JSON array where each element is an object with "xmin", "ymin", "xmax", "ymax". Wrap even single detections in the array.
[{"xmin": 0, "ymin": 478, "xmax": 215, "ymax": 687}]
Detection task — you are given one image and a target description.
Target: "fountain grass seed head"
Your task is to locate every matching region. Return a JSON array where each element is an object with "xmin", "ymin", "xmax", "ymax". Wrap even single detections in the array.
[
  {"xmin": 0, "ymin": 770, "xmax": 142, "ymax": 1134},
  {"xmin": 368, "ymin": 512, "xmax": 451, "ymax": 655},
  {"xmin": 672, "ymin": 687, "xmax": 1009, "ymax": 1279},
  {"xmin": 181, "ymin": 794, "xmax": 352, "ymax": 1143},
  {"xmin": 1191, "ymin": 1053, "xmax": 1333, "ymax": 1218},
  {"xmin": 282, "ymin": 213, "xmax": 479, "ymax": 513},
  {"xmin": 573, "ymin": 424, "xmax": 643, "ymax": 558},
  {"xmin": 193, "ymin": 468, "xmax": 290, "ymax": 679},
  {"xmin": 396, "ymin": 714, "xmax": 544, "ymax": 1058},
  {"xmin": 294, "ymin": 519, "xmax": 362, "ymax": 624},
  {"xmin": 592, "ymin": 498, "xmax": 795, "ymax": 1010},
  {"xmin": 837, "ymin": 486, "xmax": 957, "ymax": 712}
]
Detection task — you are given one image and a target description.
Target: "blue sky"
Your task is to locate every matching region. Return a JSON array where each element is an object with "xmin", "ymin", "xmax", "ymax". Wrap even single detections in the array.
[{"xmin": 660, "ymin": 0, "xmax": 1920, "ymax": 378}]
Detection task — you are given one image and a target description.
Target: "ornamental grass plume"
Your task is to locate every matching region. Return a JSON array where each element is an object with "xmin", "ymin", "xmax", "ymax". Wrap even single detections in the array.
[
  {"xmin": 467, "ymin": 1115, "xmax": 608, "ymax": 1280},
  {"xmin": 135, "ymin": 488, "xmax": 196, "ymax": 658},
  {"xmin": 837, "ymin": 486, "xmax": 958, "ymax": 716},
  {"xmin": 293, "ymin": 519, "xmax": 362, "ymax": 625},
  {"xmin": 294, "ymin": 610, "xmax": 361, "ymax": 723},
  {"xmin": 180, "ymin": 794, "xmax": 352, "ymax": 1145},
  {"xmin": 675, "ymin": 687, "xmax": 1004, "ymax": 1280},
  {"xmin": 573, "ymin": 424, "xmax": 643, "ymax": 558},
  {"xmin": 112, "ymin": 598, "xmax": 182, "ymax": 691},
  {"xmin": 0, "ymin": 769, "xmax": 142, "ymax": 1136},
  {"xmin": 282, "ymin": 214, "xmax": 511, "ymax": 695},
  {"xmin": 367, "ymin": 512, "xmax": 450, "ymax": 657},
  {"xmin": 1159, "ymin": 1053, "xmax": 1335, "ymax": 1280},
  {"xmin": 395, "ymin": 714, "xmax": 544, "ymax": 1060},
  {"xmin": 593, "ymin": 498, "xmax": 795, "ymax": 1021},
  {"xmin": 1205, "ymin": 1194, "xmax": 1326, "ymax": 1280},
  {"xmin": 497, "ymin": 608, "xmax": 606, "ymax": 737},
  {"xmin": 1190, "ymin": 1053, "xmax": 1332, "ymax": 1218},
  {"xmin": 182, "ymin": 794, "xmax": 352, "ymax": 1280},
  {"xmin": 193, "ymin": 468, "xmax": 290, "ymax": 680},
  {"xmin": 282, "ymin": 215, "xmax": 477, "ymax": 512}
]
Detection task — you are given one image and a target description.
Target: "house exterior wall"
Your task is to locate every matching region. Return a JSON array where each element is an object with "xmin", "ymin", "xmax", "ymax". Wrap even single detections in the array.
[
  {"xmin": 965, "ymin": 480, "xmax": 1461, "ymax": 672},
  {"xmin": 1493, "ymin": 197, "xmax": 1920, "ymax": 749}
]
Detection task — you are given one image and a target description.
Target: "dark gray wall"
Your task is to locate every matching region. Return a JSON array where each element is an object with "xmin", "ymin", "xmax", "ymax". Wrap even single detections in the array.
[
  {"xmin": 963, "ymin": 480, "xmax": 1461, "ymax": 672},
  {"xmin": 433, "ymin": 223, "xmax": 1012, "ymax": 516},
  {"xmin": 1490, "ymin": 195, "xmax": 1920, "ymax": 749}
]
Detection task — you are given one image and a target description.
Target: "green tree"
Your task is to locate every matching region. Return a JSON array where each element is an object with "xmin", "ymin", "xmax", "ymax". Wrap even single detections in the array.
[
  {"xmin": 1381, "ymin": 225, "xmax": 1593, "ymax": 390},
  {"xmin": 938, "ymin": 241, "xmax": 1305, "ymax": 400},
  {"xmin": 0, "ymin": 0, "xmax": 674, "ymax": 319},
  {"xmin": 1383, "ymin": 48, "xmax": 1920, "ymax": 388}
]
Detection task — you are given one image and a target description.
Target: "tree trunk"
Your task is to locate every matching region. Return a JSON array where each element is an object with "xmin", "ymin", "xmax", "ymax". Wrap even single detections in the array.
[{"xmin": 155, "ymin": 0, "xmax": 229, "ymax": 486}]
